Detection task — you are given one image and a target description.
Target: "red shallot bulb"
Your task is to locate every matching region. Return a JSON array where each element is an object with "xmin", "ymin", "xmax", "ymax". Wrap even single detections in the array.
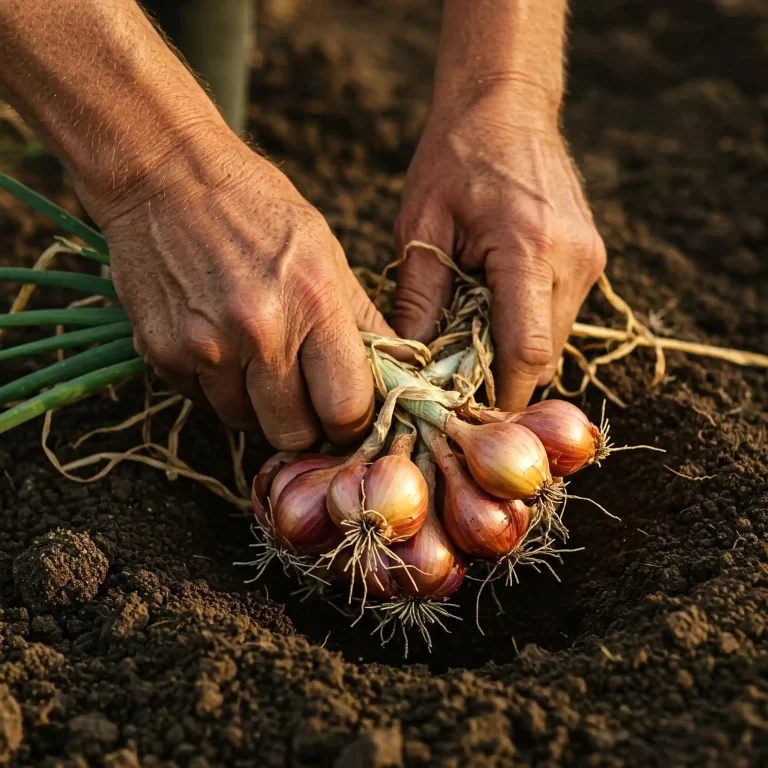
[
  {"xmin": 327, "ymin": 455, "xmax": 429, "ymax": 544},
  {"xmin": 429, "ymin": 430, "xmax": 532, "ymax": 558},
  {"xmin": 251, "ymin": 452, "xmax": 298, "ymax": 530},
  {"xmin": 390, "ymin": 509, "xmax": 467, "ymax": 597},
  {"xmin": 390, "ymin": 452, "xmax": 466, "ymax": 598},
  {"xmin": 330, "ymin": 549, "xmax": 399, "ymax": 601},
  {"xmin": 272, "ymin": 464, "xmax": 343, "ymax": 556},
  {"xmin": 510, "ymin": 400, "xmax": 601, "ymax": 476},
  {"xmin": 444, "ymin": 415, "xmax": 553, "ymax": 503},
  {"xmin": 269, "ymin": 455, "xmax": 343, "ymax": 509}
]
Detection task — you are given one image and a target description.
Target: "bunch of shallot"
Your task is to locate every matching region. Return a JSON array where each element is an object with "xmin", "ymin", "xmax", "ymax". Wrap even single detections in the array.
[
  {"xmin": 243, "ymin": 370, "xmax": 641, "ymax": 653},
  {"xmin": 242, "ymin": 251, "xmax": 662, "ymax": 655}
]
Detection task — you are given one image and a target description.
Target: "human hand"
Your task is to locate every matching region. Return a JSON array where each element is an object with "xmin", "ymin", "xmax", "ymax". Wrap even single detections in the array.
[
  {"xmin": 393, "ymin": 87, "xmax": 607, "ymax": 411},
  {"xmin": 84, "ymin": 127, "xmax": 393, "ymax": 449}
]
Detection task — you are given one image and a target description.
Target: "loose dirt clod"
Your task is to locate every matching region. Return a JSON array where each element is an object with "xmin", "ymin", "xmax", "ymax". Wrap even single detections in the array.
[{"xmin": 12, "ymin": 528, "xmax": 108, "ymax": 611}]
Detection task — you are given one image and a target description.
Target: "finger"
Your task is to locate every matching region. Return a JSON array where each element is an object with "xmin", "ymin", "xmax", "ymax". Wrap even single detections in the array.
[
  {"xmin": 151, "ymin": 365, "xmax": 207, "ymax": 405},
  {"xmin": 198, "ymin": 365, "xmax": 260, "ymax": 433},
  {"xmin": 537, "ymin": 282, "xmax": 582, "ymax": 386},
  {"xmin": 245, "ymin": 356, "xmax": 320, "ymax": 450},
  {"xmin": 300, "ymin": 289, "xmax": 376, "ymax": 446},
  {"xmin": 539, "ymin": 231, "xmax": 607, "ymax": 386},
  {"xmin": 391, "ymin": 206, "xmax": 455, "ymax": 343},
  {"xmin": 487, "ymin": 254, "xmax": 555, "ymax": 412},
  {"xmin": 134, "ymin": 332, "xmax": 208, "ymax": 404},
  {"xmin": 340, "ymin": 259, "xmax": 396, "ymax": 337}
]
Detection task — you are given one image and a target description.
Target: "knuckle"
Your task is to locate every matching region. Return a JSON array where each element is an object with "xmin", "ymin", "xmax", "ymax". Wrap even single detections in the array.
[
  {"xmin": 513, "ymin": 334, "xmax": 553, "ymax": 373},
  {"xmin": 522, "ymin": 229, "xmax": 559, "ymax": 261},
  {"xmin": 320, "ymin": 393, "xmax": 373, "ymax": 437},
  {"xmin": 394, "ymin": 281, "xmax": 435, "ymax": 316},
  {"xmin": 180, "ymin": 317, "xmax": 230, "ymax": 369},
  {"xmin": 271, "ymin": 428, "xmax": 318, "ymax": 452},
  {"xmin": 354, "ymin": 297, "xmax": 384, "ymax": 334},
  {"xmin": 568, "ymin": 226, "xmax": 607, "ymax": 281},
  {"xmin": 140, "ymin": 336, "xmax": 179, "ymax": 371},
  {"xmin": 230, "ymin": 302, "xmax": 283, "ymax": 362},
  {"xmin": 394, "ymin": 201, "xmax": 447, "ymax": 252},
  {"xmin": 297, "ymin": 274, "xmax": 339, "ymax": 321}
]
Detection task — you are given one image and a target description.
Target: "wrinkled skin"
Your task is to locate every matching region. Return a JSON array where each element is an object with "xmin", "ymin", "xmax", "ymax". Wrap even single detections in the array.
[
  {"xmin": 393, "ymin": 86, "xmax": 607, "ymax": 412},
  {"xmin": 87, "ymin": 130, "xmax": 394, "ymax": 450}
]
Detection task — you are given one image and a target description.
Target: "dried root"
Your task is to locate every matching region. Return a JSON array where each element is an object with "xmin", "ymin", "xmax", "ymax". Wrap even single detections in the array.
[{"xmin": 371, "ymin": 597, "xmax": 461, "ymax": 657}]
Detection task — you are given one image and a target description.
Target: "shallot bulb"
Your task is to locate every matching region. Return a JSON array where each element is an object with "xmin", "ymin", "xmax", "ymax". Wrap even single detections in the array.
[
  {"xmin": 369, "ymin": 450, "xmax": 466, "ymax": 656},
  {"xmin": 444, "ymin": 415, "xmax": 555, "ymax": 506},
  {"xmin": 390, "ymin": 452, "xmax": 466, "ymax": 598},
  {"xmin": 509, "ymin": 400, "xmax": 601, "ymax": 476},
  {"xmin": 272, "ymin": 464, "xmax": 344, "ymax": 556},
  {"xmin": 324, "ymin": 453, "xmax": 429, "ymax": 603},
  {"xmin": 327, "ymin": 455, "xmax": 429, "ymax": 544},
  {"xmin": 244, "ymin": 453, "xmax": 337, "ymax": 581},
  {"xmin": 330, "ymin": 548, "xmax": 399, "ymax": 602},
  {"xmin": 269, "ymin": 455, "xmax": 343, "ymax": 511},
  {"xmin": 251, "ymin": 453, "xmax": 342, "ymax": 531},
  {"xmin": 251, "ymin": 451, "xmax": 298, "ymax": 530},
  {"xmin": 428, "ymin": 428, "xmax": 532, "ymax": 558},
  {"xmin": 391, "ymin": 511, "xmax": 467, "ymax": 597}
]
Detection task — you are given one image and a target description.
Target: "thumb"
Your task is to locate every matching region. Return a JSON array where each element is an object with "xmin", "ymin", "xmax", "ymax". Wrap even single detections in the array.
[
  {"xmin": 332, "ymin": 238, "xmax": 396, "ymax": 337},
  {"xmin": 391, "ymin": 205, "xmax": 455, "ymax": 343},
  {"xmin": 344, "ymin": 263, "xmax": 396, "ymax": 337}
]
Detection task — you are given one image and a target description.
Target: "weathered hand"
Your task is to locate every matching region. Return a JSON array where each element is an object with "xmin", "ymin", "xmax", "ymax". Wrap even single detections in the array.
[
  {"xmin": 86, "ymin": 128, "xmax": 393, "ymax": 449},
  {"xmin": 393, "ymin": 89, "xmax": 606, "ymax": 411}
]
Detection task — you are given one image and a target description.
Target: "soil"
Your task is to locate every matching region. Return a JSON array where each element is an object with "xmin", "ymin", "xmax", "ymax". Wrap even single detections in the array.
[{"xmin": 1, "ymin": 0, "xmax": 768, "ymax": 766}]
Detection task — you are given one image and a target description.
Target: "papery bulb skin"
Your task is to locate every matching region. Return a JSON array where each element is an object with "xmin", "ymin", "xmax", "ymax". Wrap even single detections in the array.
[
  {"xmin": 327, "ymin": 463, "xmax": 367, "ymax": 526},
  {"xmin": 272, "ymin": 467, "xmax": 343, "ymax": 555},
  {"xmin": 511, "ymin": 400, "xmax": 600, "ymax": 476},
  {"xmin": 432, "ymin": 557, "xmax": 467, "ymax": 599},
  {"xmin": 331, "ymin": 549, "xmax": 399, "ymax": 601},
  {"xmin": 251, "ymin": 452, "xmax": 298, "ymax": 529},
  {"xmin": 390, "ymin": 510, "xmax": 465, "ymax": 597},
  {"xmin": 442, "ymin": 462, "xmax": 531, "ymax": 558},
  {"xmin": 328, "ymin": 456, "xmax": 429, "ymax": 543},
  {"xmin": 445, "ymin": 417, "xmax": 552, "ymax": 502},
  {"xmin": 362, "ymin": 455, "xmax": 429, "ymax": 541},
  {"xmin": 269, "ymin": 455, "xmax": 343, "ymax": 509}
]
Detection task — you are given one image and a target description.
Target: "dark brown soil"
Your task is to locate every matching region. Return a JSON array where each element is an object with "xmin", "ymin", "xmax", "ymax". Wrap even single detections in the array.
[{"xmin": 1, "ymin": 1, "xmax": 767, "ymax": 766}]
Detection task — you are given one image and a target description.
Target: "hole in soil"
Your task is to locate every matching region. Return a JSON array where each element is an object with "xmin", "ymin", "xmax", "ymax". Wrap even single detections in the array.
[{"xmin": 225, "ymin": 458, "xmax": 649, "ymax": 673}]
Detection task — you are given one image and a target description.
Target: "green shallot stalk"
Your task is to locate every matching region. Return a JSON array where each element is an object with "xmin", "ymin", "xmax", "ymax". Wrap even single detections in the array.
[
  {"xmin": 0, "ymin": 321, "xmax": 133, "ymax": 362},
  {"xmin": 371, "ymin": 354, "xmax": 453, "ymax": 430},
  {"xmin": 0, "ymin": 357, "xmax": 148, "ymax": 434},
  {"xmin": 0, "ymin": 172, "xmax": 108, "ymax": 253},
  {"xmin": 0, "ymin": 307, "xmax": 128, "ymax": 328},
  {"xmin": 0, "ymin": 268, "xmax": 118, "ymax": 299},
  {"xmin": 0, "ymin": 337, "xmax": 137, "ymax": 406}
]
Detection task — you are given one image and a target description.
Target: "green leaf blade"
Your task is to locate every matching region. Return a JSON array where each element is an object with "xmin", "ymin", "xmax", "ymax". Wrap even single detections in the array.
[
  {"xmin": 0, "ymin": 173, "xmax": 108, "ymax": 253},
  {"xmin": 0, "ymin": 268, "xmax": 117, "ymax": 299},
  {"xmin": 0, "ymin": 308, "xmax": 128, "ymax": 328},
  {"xmin": 0, "ymin": 357, "xmax": 149, "ymax": 434},
  {"xmin": 0, "ymin": 321, "xmax": 132, "ymax": 362},
  {"xmin": 0, "ymin": 337, "xmax": 137, "ymax": 406}
]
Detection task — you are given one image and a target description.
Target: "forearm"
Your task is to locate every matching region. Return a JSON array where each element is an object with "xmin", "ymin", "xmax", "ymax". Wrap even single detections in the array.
[
  {"xmin": 0, "ymin": 0, "xmax": 229, "ymax": 215},
  {"xmin": 433, "ymin": 0, "xmax": 567, "ymax": 124}
]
